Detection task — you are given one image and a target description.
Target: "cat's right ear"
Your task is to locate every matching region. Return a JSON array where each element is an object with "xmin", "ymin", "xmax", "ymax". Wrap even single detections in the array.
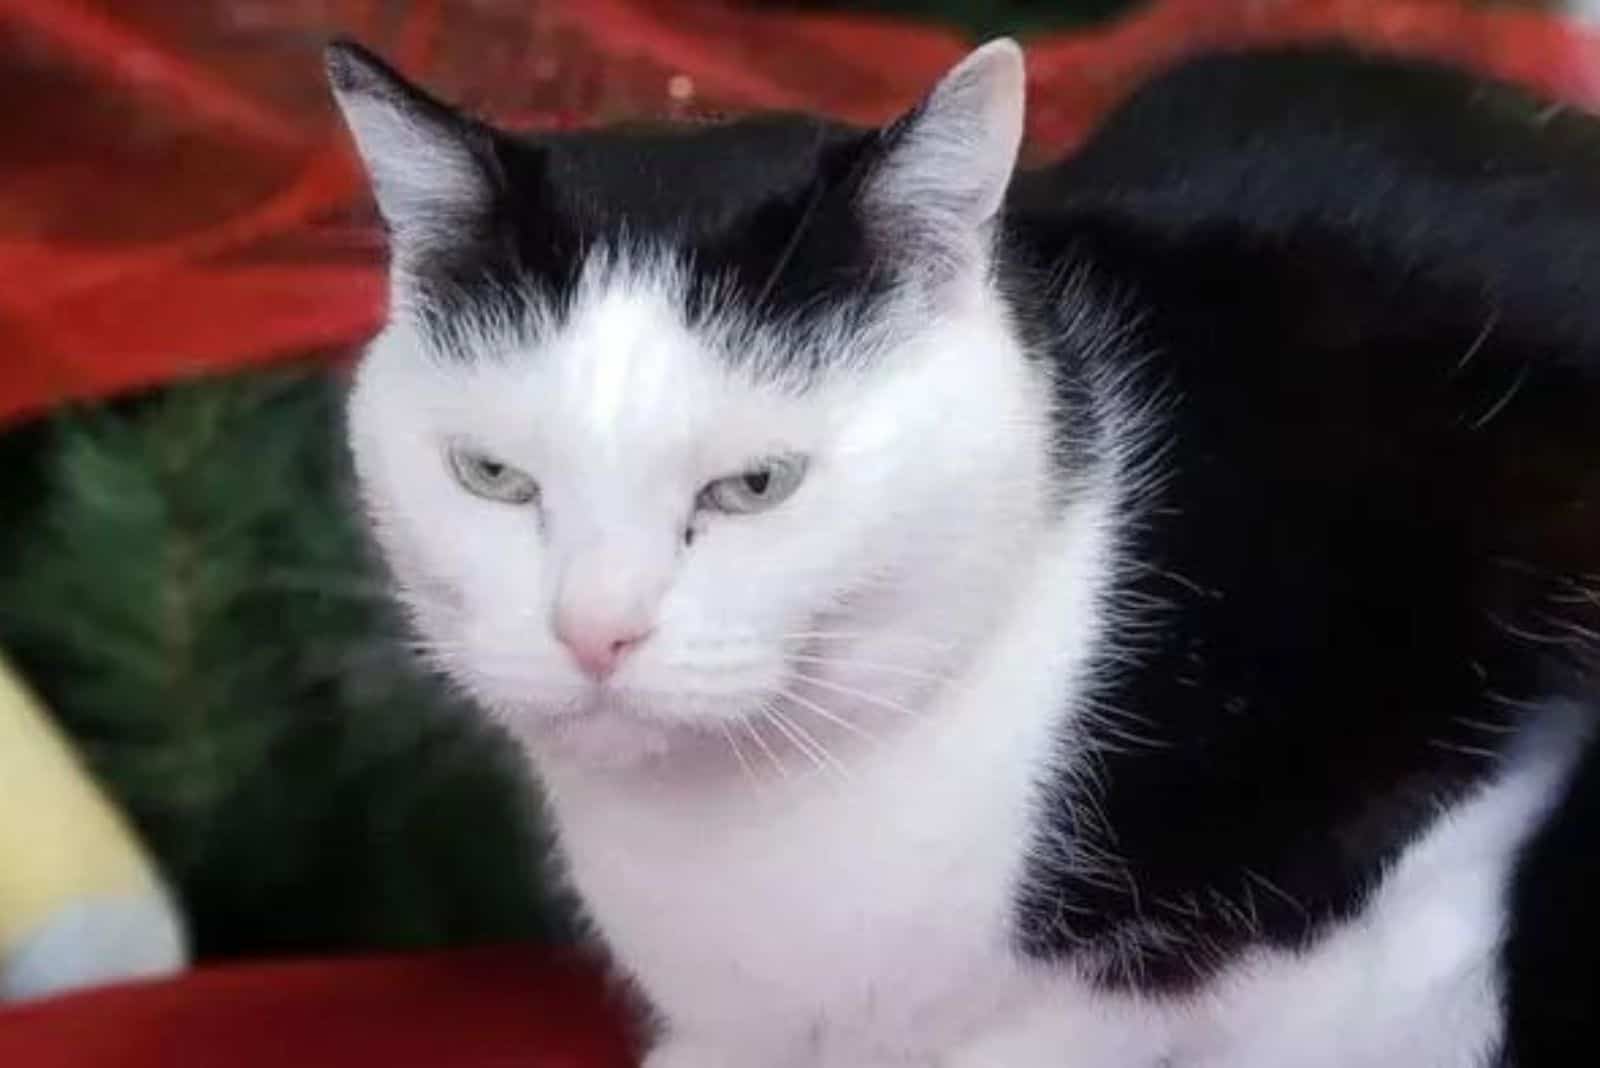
[
  {"xmin": 858, "ymin": 38, "xmax": 1026, "ymax": 282},
  {"xmin": 325, "ymin": 40, "xmax": 497, "ymax": 253}
]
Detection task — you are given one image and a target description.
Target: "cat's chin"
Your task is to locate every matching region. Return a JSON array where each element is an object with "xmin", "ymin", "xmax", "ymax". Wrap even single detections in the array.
[
  {"xmin": 504, "ymin": 690, "xmax": 757, "ymax": 773},
  {"xmin": 532, "ymin": 708, "xmax": 681, "ymax": 770}
]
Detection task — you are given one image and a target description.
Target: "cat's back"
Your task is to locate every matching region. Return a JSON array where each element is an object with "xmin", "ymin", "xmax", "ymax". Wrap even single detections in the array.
[
  {"xmin": 1008, "ymin": 46, "xmax": 1600, "ymax": 622},
  {"xmin": 1015, "ymin": 45, "xmax": 1600, "ymax": 367},
  {"xmin": 1003, "ymin": 45, "xmax": 1600, "ymax": 1059},
  {"xmin": 1009, "ymin": 46, "xmax": 1600, "ymax": 601},
  {"xmin": 1023, "ymin": 44, "xmax": 1600, "ymax": 237}
]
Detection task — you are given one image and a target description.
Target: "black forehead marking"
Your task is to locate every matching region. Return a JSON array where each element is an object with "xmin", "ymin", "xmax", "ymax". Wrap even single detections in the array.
[
  {"xmin": 418, "ymin": 113, "xmax": 900, "ymax": 382},
  {"xmin": 540, "ymin": 114, "xmax": 863, "ymax": 233}
]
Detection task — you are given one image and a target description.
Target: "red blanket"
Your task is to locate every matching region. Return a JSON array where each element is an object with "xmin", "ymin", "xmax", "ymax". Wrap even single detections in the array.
[
  {"xmin": 0, "ymin": 947, "xmax": 640, "ymax": 1067},
  {"xmin": 2, "ymin": 0, "xmax": 1598, "ymax": 424}
]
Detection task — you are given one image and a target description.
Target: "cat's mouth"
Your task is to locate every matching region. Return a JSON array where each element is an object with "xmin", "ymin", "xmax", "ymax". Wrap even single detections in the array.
[
  {"xmin": 461, "ymin": 653, "xmax": 791, "ymax": 768},
  {"xmin": 522, "ymin": 681, "xmax": 760, "ymax": 736}
]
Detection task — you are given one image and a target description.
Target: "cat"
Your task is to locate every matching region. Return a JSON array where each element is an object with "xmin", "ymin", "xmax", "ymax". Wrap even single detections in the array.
[{"xmin": 327, "ymin": 35, "xmax": 1600, "ymax": 1067}]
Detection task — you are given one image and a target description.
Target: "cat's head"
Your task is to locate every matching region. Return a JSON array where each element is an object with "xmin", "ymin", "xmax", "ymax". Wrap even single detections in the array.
[{"xmin": 331, "ymin": 39, "xmax": 1056, "ymax": 770}]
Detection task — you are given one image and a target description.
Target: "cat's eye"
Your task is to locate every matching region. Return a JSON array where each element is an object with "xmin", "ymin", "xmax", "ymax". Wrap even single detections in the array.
[
  {"xmin": 699, "ymin": 456, "xmax": 808, "ymax": 515},
  {"xmin": 448, "ymin": 444, "xmax": 539, "ymax": 504}
]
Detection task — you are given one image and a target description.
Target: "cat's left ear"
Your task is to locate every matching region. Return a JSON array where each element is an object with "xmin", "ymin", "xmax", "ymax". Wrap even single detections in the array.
[
  {"xmin": 860, "ymin": 38, "xmax": 1026, "ymax": 277},
  {"xmin": 325, "ymin": 40, "xmax": 498, "ymax": 259}
]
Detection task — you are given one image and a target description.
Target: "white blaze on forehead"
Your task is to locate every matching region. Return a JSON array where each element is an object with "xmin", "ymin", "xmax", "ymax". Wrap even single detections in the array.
[
  {"xmin": 562, "ymin": 278, "xmax": 698, "ymax": 454},
  {"xmin": 522, "ymin": 254, "xmax": 843, "ymax": 494}
]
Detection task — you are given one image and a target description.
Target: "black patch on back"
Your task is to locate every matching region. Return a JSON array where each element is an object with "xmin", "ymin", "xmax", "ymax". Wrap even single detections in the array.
[{"xmin": 1008, "ymin": 47, "xmax": 1600, "ymax": 998}]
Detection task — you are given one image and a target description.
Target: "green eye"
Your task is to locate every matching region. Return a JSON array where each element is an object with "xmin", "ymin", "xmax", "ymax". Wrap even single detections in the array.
[
  {"xmin": 448, "ymin": 445, "xmax": 538, "ymax": 504},
  {"xmin": 699, "ymin": 455, "xmax": 807, "ymax": 515}
]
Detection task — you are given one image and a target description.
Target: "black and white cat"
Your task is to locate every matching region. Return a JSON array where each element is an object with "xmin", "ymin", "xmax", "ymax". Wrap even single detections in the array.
[{"xmin": 327, "ymin": 37, "xmax": 1600, "ymax": 1067}]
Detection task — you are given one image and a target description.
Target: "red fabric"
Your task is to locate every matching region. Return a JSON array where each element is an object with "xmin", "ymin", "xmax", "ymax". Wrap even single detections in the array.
[
  {"xmin": 1, "ymin": 0, "xmax": 1598, "ymax": 424},
  {"xmin": 0, "ymin": 947, "xmax": 640, "ymax": 1067}
]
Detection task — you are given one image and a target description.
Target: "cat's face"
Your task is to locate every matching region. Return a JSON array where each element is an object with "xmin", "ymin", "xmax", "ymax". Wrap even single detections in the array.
[{"xmin": 333, "ymin": 40, "xmax": 1047, "ymax": 768}]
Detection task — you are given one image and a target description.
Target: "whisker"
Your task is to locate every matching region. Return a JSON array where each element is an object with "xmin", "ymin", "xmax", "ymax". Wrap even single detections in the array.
[
  {"xmin": 765, "ymin": 706, "xmax": 848, "ymax": 778},
  {"xmin": 1450, "ymin": 307, "xmax": 1498, "ymax": 376},
  {"xmin": 753, "ymin": 121, "xmax": 830, "ymax": 307},
  {"xmin": 779, "ymin": 631, "xmax": 956, "ymax": 650},
  {"xmin": 1428, "ymin": 737, "xmax": 1504, "ymax": 762},
  {"xmin": 761, "ymin": 707, "xmax": 827, "ymax": 775},
  {"xmin": 742, "ymin": 716, "xmax": 790, "ymax": 780},
  {"xmin": 718, "ymin": 720, "xmax": 759, "ymax": 790},
  {"xmin": 784, "ymin": 653, "xmax": 950, "ymax": 684},
  {"xmin": 785, "ymin": 668, "xmax": 923, "ymax": 718},
  {"xmin": 776, "ymin": 687, "xmax": 879, "ymax": 743},
  {"xmin": 1469, "ymin": 364, "xmax": 1530, "ymax": 430}
]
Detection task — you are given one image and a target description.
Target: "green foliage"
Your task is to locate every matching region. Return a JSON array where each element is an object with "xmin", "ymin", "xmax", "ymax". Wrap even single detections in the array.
[{"xmin": 0, "ymin": 372, "xmax": 569, "ymax": 959}]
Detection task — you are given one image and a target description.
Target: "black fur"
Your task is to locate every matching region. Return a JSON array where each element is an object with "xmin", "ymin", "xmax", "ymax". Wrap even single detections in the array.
[
  {"xmin": 1008, "ymin": 47, "xmax": 1600, "ymax": 1055},
  {"xmin": 505, "ymin": 114, "xmax": 901, "ymax": 371}
]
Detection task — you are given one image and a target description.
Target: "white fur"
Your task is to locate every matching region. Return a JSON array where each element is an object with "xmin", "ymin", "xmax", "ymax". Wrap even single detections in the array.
[{"xmin": 342, "ymin": 39, "xmax": 1572, "ymax": 1068}]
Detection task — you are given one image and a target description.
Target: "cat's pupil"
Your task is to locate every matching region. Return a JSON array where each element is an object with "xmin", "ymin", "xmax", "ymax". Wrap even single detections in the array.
[
  {"xmin": 478, "ymin": 459, "xmax": 504, "ymax": 479},
  {"xmin": 743, "ymin": 470, "xmax": 771, "ymax": 495}
]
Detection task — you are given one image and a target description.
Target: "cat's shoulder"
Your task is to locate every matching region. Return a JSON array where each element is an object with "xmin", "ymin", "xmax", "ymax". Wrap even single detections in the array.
[
  {"xmin": 1007, "ymin": 45, "xmax": 1600, "ymax": 370},
  {"xmin": 1015, "ymin": 43, "xmax": 1600, "ymax": 233}
]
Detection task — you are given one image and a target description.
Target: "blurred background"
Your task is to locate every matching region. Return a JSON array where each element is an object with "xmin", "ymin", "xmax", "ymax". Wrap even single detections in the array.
[{"xmin": 0, "ymin": 0, "xmax": 1598, "ymax": 1053}]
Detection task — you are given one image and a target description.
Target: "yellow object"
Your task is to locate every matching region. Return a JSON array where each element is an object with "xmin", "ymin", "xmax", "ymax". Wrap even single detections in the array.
[{"xmin": 0, "ymin": 652, "xmax": 186, "ymax": 1000}]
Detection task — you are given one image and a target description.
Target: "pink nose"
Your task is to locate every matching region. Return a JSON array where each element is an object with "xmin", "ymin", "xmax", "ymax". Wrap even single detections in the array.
[{"xmin": 554, "ymin": 617, "xmax": 652, "ymax": 680}]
